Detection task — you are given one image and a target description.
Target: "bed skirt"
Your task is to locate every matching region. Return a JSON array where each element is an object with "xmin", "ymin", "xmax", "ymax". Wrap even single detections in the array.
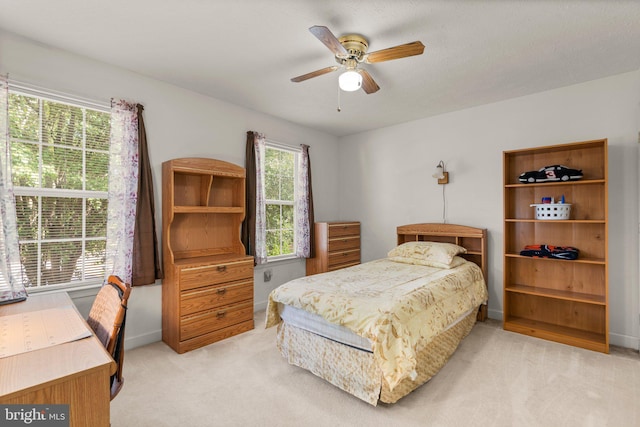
[{"xmin": 275, "ymin": 309, "xmax": 478, "ymax": 406}]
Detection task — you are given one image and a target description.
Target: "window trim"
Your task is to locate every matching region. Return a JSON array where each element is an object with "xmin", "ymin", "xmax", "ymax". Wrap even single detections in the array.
[
  {"xmin": 8, "ymin": 85, "xmax": 111, "ymax": 292},
  {"xmin": 264, "ymin": 140, "xmax": 300, "ymax": 262},
  {"xmin": 9, "ymin": 80, "xmax": 109, "ymax": 113}
]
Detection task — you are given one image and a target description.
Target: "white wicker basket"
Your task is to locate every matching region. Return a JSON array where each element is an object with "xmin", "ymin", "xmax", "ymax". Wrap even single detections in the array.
[{"xmin": 530, "ymin": 203, "xmax": 571, "ymax": 220}]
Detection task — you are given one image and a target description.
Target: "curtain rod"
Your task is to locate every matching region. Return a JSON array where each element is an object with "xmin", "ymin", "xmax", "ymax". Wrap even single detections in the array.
[{"xmin": 8, "ymin": 78, "xmax": 110, "ymax": 112}]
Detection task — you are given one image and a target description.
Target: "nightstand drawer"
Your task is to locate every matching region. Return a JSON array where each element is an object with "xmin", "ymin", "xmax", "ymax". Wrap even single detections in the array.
[
  {"xmin": 179, "ymin": 259, "xmax": 254, "ymax": 291},
  {"xmin": 180, "ymin": 301, "xmax": 254, "ymax": 340},
  {"xmin": 328, "ymin": 222, "xmax": 360, "ymax": 238},
  {"xmin": 328, "ymin": 235, "xmax": 360, "ymax": 252},
  {"xmin": 328, "ymin": 261, "xmax": 360, "ymax": 272},
  {"xmin": 328, "ymin": 248, "xmax": 360, "ymax": 267},
  {"xmin": 180, "ymin": 280, "xmax": 253, "ymax": 316}
]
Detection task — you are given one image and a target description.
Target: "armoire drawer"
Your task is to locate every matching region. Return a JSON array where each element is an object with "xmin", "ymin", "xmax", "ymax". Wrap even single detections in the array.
[
  {"xmin": 180, "ymin": 301, "xmax": 254, "ymax": 341},
  {"xmin": 180, "ymin": 279, "xmax": 253, "ymax": 316},
  {"xmin": 179, "ymin": 259, "xmax": 254, "ymax": 291},
  {"xmin": 328, "ymin": 222, "xmax": 360, "ymax": 238}
]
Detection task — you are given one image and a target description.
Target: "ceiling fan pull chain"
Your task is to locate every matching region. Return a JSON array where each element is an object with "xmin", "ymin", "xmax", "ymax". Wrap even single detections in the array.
[{"xmin": 337, "ymin": 84, "xmax": 342, "ymax": 112}]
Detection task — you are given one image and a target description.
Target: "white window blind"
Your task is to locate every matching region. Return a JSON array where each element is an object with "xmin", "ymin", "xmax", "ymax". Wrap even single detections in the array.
[{"xmin": 8, "ymin": 89, "xmax": 111, "ymax": 290}]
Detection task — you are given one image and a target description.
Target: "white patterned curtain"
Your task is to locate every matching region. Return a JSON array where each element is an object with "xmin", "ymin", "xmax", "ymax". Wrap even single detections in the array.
[
  {"xmin": 254, "ymin": 133, "xmax": 268, "ymax": 264},
  {"xmin": 295, "ymin": 144, "xmax": 314, "ymax": 258},
  {"xmin": 105, "ymin": 99, "xmax": 139, "ymax": 284},
  {"xmin": 0, "ymin": 75, "xmax": 27, "ymax": 303}
]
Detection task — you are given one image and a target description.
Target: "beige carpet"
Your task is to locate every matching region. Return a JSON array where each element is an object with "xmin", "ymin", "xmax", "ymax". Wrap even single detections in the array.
[{"xmin": 111, "ymin": 313, "xmax": 640, "ymax": 427}]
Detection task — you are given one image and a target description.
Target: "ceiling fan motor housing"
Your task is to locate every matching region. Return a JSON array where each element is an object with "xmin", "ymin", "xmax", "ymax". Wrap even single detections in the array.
[{"xmin": 337, "ymin": 34, "xmax": 369, "ymax": 62}]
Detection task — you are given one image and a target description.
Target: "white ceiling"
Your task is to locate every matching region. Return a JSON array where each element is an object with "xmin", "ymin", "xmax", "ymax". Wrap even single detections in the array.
[{"xmin": 1, "ymin": 0, "xmax": 640, "ymax": 137}]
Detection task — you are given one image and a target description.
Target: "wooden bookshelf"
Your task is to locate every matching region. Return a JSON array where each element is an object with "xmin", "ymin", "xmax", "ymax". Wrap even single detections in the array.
[{"xmin": 503, "ymin": 139, "xmax": 608, "ymax": 353}]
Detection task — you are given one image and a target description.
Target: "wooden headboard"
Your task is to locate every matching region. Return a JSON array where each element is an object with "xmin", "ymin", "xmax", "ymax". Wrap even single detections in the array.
[{"xmin": 396, "ymin": 223, "xmax": 488, "ymax": 321}]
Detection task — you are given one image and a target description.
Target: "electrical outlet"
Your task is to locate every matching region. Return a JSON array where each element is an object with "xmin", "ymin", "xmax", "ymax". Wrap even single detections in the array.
[{"xmin": 264, "ymin": 269, "xmax": 272, "ymax": 282}]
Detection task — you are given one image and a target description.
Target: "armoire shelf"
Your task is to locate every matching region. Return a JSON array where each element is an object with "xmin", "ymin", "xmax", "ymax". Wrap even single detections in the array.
[
  {"xmin": 503, "ymin": 139, "xmax": 608, "ymax": 353},
  {"xmin": 173, "ymin": 206, "xmax": 245, "ymax": 214}
]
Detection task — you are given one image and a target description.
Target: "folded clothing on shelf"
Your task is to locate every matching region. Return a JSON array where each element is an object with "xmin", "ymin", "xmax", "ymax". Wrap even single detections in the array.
[{"xmin": 519, "ymin": 244, "xmax": 579, "ymax": 260}]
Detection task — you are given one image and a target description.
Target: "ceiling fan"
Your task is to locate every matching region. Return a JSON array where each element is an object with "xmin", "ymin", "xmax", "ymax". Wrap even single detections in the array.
[{"xmin": 291, "ymin": 25, "xmax": 425, "ymax": 94}]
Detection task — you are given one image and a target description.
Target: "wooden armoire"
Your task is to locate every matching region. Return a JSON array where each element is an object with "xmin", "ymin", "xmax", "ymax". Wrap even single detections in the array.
[{"xmin": 161, "ymin": 158, "xmax": 254, "ymax": 353}]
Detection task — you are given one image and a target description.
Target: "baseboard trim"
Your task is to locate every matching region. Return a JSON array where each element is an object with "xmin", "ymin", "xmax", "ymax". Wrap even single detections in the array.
[
  {"xmin": 126, "ymin": 329, "xmax": 162, "ymax": 350},
  {"xmin": 610, "ymin": 332, "xmax": 639, "ymax": 351},
  {"xmin": 487, "ymin": 308, "xmax": 503, "ymax": 321}
]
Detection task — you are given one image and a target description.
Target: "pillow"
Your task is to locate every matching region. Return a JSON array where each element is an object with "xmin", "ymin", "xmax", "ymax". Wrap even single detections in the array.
[
  {"xmin": 389, "ymin": 254, "xmax": 466, "ymax": 269},
  {"xmin": 387, "ymin": 241, "xmax": 467, "ymax": 268}
]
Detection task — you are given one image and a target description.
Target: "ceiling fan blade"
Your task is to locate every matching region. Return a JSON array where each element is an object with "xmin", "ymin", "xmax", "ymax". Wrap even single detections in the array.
[
  {"xmin": 309, "ymin": 25, "xmax": 348, "ymax": 56},
  {"xmin": 359, "ymin": 69, "xmax": 380, "ymax": 94},
  {"xmin": 364, "ymin": 41, "xmax": 425, "ymax": 63},
  {"xmin": 291, "ymin": 66, "xmax": 339, "ymax": 83}
]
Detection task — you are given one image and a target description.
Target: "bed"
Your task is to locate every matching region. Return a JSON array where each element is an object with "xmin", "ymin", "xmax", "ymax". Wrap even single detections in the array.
[{"xmin": 265, "ymin": 223, "xmax": 488, "ymax": 405}]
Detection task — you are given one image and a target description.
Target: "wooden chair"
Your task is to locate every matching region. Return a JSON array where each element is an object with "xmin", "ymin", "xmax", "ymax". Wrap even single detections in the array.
[{"xmin": 87, "ymin": 275, "xmax": 132, "ymax": 400}]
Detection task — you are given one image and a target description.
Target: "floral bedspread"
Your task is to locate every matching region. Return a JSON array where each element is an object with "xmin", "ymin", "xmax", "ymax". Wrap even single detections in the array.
[{"xmin": 265, "ymin": 258, "xmax": 488, "ymax": 390}]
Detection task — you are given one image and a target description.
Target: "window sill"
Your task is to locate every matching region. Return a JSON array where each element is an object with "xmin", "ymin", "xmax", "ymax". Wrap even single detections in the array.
[
  {"xmin": 260, "ymin": 255, "xmax": 302, "ymax": 267},
  {"xmin": 27, "ymin": 282, "xmax": 103, "ymax": 299}
]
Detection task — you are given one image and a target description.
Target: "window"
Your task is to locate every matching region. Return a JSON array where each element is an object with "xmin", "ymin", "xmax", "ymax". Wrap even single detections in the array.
[
  {"xmin": 264, "ymin": 143, "xmax": 298, "ymax": 259},
  {"xmin": 8, "ymin": 90, "xmax": 110, "ymax": 290}
]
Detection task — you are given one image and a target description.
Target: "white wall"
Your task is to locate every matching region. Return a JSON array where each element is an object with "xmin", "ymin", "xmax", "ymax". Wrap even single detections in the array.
[
  {"xmin": 0, "ymin": 30, "xmax": 340, "ymax": 349},
  {"xmin": 338, "ymin": 70, "xmax": 640, "ymax": 349}
]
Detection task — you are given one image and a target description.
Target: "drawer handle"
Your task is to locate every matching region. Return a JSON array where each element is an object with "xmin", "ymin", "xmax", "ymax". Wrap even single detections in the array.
[
  {"xmin": 217, "ymin": 265, "xmax": 227, "ymax": 272},
  {"xmin": 216, "ymin": 310, "xmax": 227, "ymax": 318},
  {"xmin": 217, "ymin": 288, "xmax": 227, "ymax": 295}
]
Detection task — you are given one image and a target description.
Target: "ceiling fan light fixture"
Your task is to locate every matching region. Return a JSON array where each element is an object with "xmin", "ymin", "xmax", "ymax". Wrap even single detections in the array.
[{"xmin": 339, "ymin": 70, "xmax": 362, "ymax": 92}]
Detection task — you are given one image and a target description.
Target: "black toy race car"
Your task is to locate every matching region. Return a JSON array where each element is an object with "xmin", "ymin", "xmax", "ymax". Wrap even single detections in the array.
[{"xmin": 518, "ymin": 165, "xmax": 583, "ymax": 183}]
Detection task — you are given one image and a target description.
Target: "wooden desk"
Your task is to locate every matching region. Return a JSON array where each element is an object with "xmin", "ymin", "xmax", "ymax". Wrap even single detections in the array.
[{"xmin": 0, "ymin": 292, "xmax": 116, "ymax": 426}]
